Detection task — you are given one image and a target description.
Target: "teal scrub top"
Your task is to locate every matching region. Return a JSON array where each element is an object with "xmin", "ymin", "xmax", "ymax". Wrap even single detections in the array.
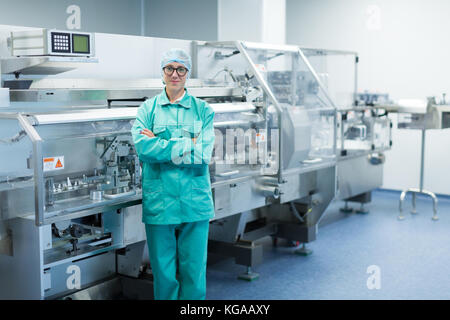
[{"xmin": 131, "ymin": 88, "xmax": 215, "ymax": 224}]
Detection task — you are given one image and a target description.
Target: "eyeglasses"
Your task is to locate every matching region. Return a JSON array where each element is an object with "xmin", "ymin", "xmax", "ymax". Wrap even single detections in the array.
[{"xmin": 163, "ymin": 66, "xmax": 188, "ymax": 77}]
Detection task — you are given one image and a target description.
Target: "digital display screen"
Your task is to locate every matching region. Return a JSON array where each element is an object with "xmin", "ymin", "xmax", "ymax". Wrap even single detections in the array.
[{"xmin": 72, "ymin": 34, "xmax": 90, "ymax": 54}]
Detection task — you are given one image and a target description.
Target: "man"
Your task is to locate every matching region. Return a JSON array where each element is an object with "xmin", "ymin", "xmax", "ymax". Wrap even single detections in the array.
[{"xmin": 131, "ymin": 48, "xmax": 215, "ymax": 300}]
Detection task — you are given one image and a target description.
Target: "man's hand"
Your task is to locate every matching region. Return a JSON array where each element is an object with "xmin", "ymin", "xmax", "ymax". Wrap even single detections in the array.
[
  {"xmin": 140, "ymin": 129, "xmax": 155, "ymax": 138},
  {"xmin": 141, "ymin": 128, "xmax": 198, "ymax": 143}
]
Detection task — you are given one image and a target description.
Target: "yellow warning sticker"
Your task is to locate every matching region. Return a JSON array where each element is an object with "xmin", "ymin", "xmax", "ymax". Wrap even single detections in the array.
[{"xmin": 43, "ymin": 156, "xmax": 64, "ymax": 171}]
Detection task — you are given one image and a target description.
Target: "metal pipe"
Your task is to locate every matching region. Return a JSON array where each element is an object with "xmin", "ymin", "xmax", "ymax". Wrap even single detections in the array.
[
  {"xmin": 419, "ymin": 129, "xmax": 426, "ymax": 192},
  {"xmin": 398, "ymin": 189, "xmax": 408, "ymax": 220},
  {"xmin": 398, "ymin": 188, "xmax": 438, "ymax": 221},
  {"xmin": 354, "ymin": 55, "xmax": 358, "ymax": 105},
  {"xmin": 17, "ymin": 113, "xmax": 44, "ymax": 226},
  {"xmin": 420, "ymin": 189, "xmax": 438, "ymax": 221}
]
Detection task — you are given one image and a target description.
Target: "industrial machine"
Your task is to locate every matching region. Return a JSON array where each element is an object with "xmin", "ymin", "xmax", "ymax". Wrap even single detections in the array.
[
  {"xmin": 381, "ymin": 97, "xmax": 450, "ymax": 221},
  {"xmin": 10, "ymin": 29, "xmax": 95, "ymax": 57},
  {"xmin": 194, "ymin": 41, "xmax": 337, "ymax": 278},
  {"xmin": 300, "ymin": 48, "xmax": 392, "ymax": 213},
  {"xmin": 0, "ymin": 108, "xmax": 146, "ymax": 299},
  {"xmin": 0, "ymin": 28, "xmax": 146, "ymax": 300},
  {"xmin": 0, "ymin": 26, "xmax": 392, "ymax": 298}
]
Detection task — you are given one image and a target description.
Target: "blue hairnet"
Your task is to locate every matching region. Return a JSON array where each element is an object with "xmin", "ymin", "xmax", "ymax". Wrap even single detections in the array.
[{"xmin": 160, "ymin": 48, "xmax": 192, "ymax": 80}]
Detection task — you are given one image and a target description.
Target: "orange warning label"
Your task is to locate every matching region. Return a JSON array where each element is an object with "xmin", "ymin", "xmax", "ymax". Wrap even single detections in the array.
[
  {"xmin": 43, "ymin": 156, "xmax": 64, "ymax": 171},
  {"xmin": 55, "ymin": 159, "xmax": 63, "ymax": 168}
]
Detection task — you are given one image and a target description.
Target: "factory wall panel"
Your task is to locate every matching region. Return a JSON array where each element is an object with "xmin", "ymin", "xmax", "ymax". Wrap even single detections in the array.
[
  {"xmin": 218, "ymin": 0, "xmax": 285, "ymax": 44},
  {"xmin": 218, "ymin": 0, "xmax": 263, "ymax": 42},
  {"xmin": 286, "ymin": 0, "xmax": 450, "ymax": 195},
  {"xmin": 0, "ymin": 0, "xmax": 142, "ymax": 35},
  {"xmin": 145, "ymin": 0, "xmax": 218, "ymax": 41}
]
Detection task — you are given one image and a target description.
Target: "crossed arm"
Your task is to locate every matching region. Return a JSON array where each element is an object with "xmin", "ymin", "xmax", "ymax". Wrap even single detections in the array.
[
  {"xmin": 140, "ymin": 128, "xmax": 197, "ymax": 144},
  {"xmin": 131, "ymin": 105, "xmax": 215, "ymax": 166}
]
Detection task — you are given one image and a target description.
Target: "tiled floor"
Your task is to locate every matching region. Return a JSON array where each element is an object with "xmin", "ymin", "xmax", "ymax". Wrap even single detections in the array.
[{"xmin": 206, "ymin": 190, "xmax": 450, "ymax": 299}]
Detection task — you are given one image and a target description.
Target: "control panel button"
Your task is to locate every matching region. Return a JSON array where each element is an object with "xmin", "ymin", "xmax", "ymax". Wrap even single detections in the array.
[{"xmin": 51, "ymin": 32, "xmax": 71, "ymax": 53}]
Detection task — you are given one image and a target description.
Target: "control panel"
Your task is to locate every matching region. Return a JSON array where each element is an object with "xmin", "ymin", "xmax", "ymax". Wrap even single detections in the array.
[
  {"xmin": 48, "ymin": 31, "xmax": 92, "ymax": 56},
  {"xmin": 51, "ymin": 32, "xmax": 71, "ymax": 53},
  {"xmin": 10, "ymin": 29, "xmax": 95, "ymax": 57}
]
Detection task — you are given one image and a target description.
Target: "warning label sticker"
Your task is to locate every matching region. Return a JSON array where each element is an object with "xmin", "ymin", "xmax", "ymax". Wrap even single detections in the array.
[
  {"xmin": 256, "ymin": 131, "xmax": 266, "ymax": 143},
  {"xmin": 43, "ymin": 156, "xmax": 65, "ymax": 172}
]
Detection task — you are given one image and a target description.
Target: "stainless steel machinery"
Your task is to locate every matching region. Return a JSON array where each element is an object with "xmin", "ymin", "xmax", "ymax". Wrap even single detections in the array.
[
  {"xmin": 0, "ymin": 26, "xmax": 392, "ymax": 298},
  {"xmin": 10, "ymin": 29, "xmax": 95, "ymax": 57},
  {"xmin": 0, "ymin": 109, "xmax": 146, "ymax": 299},
  {"xmin": 195, "ymin": 41, "xmax": 337, "ymax": 278},
  {"xmin": 301, "ymin": 48, "xmax": 392, "ymax": 214},
  {"xmin": 382, "ymin": 97, "xmax": 450, "ymax": 221},
  {"xmin": 0, "ymin": 28, "xmax": 146, "ymax": 299}
]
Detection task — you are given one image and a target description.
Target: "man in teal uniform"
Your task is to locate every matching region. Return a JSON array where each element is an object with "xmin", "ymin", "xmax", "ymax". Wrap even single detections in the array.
[{"xmin": 131, "ymin": 48, "xmax": 215, "ymax": 300}]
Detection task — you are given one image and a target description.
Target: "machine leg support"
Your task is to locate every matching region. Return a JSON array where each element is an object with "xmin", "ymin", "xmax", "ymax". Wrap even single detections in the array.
[
  {"xmin": 340, "ymin": 201, "xmax": 353, "ymax": 213},
  {"xmin": 398, "ymin": 188, "xmax": 439, "ymax": 221},
  {"xmin": 411, "ymin": 193, "xmax": 417, "ymax": 215},
  {"xmin": 208, "ymin": 239, "xmax": 263, "ymax": 280},
  {"xmin": 355, "ymin": 203, "xmax": 369, "ymax": 214},
  {"xmin": 294, "ymin": 243, "xmax": 313, "ymax": 256},
  {"xmin": 238, "ymin": 267, "xmax": 259, "ymax": 282}
]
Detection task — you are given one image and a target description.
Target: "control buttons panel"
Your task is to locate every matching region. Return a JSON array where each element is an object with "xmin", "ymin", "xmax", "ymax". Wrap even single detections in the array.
[{"xmin": 51, "ymin": 32, "xmax": 71, "ymax": 53}]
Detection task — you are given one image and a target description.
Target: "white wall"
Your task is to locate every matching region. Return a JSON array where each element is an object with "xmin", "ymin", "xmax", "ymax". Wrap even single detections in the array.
[
  {"xmin": 0, "ymin": 0, "xmax": 143, "ymax": 35},
  {"xmin": 218, "ymin": 0, "xmax": 285, "ymax": 44},
  {"xmin": 286, "ymin": 0, "xmax": 450, "ymax": 195},
  {"xmin": 0, "ymin": 0, "xmax": 218, "ymax": 40},
  {"xmin": 262, "ymin": 0, "xmax": 285, "ymax": 44},
  {"xmin": 145, "ymin": 0, "xmax": 217, "ymax": 41},
  {"xmin": 218, "ymin": 0, "xmax": 263, "ymax": 41}
]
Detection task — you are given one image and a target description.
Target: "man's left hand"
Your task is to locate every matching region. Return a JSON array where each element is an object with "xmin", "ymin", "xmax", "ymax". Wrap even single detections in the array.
[{"xmin": 140, "ymin": 129, "xmax": 155, "ymax": 138}]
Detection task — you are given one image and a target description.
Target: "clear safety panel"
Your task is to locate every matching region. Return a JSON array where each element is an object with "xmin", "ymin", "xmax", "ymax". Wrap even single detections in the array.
[
  {"xmin": 241, "ymin": 42, "xmax": 337, "ymax": 172},
  {"xmin": 302, "ymin": 48, "xmax": 357, "ymax": 110},
  {"xmin": 337, "ymin": 108, "xmax": 391, "ymax": 156},
  {"xmin": 373, "ymin": 115, "xmax": 391, "ymax": 150},
  {"xmin": 196, "ymin": 41, "xmax": 337, "ymax": 177},
  {"xmin": 196, "ymin": 42, "xmax": 271, "ymax": 181},
  {"xmin": 301, "ymin": 48, "xmax": 392, "ymax": 157}
]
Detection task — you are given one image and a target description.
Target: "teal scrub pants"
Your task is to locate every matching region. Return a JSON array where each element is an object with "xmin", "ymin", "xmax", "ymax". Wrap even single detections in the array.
[{"xmin": 145, "ymin": 219, "xmax": 210, "ymax": 300}]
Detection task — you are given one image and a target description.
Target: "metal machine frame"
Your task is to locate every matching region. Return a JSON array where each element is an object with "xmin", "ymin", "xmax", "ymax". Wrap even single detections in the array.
[
  {"xmin": 0, "ymin": 28, "xmax": 394, "ymax": 298},
  {"xmin": 382, "ymin": 97, "xmax": 450, "ymax": 221},
  {"xmin": 300, "ymin": 48, "xmax": 392, "ymax": 214}
]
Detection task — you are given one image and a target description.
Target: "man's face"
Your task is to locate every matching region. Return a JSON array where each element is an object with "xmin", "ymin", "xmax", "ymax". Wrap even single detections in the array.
[{"xmin": 163, "ymin": 61, "xmax": 188, "ymax": 92}]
